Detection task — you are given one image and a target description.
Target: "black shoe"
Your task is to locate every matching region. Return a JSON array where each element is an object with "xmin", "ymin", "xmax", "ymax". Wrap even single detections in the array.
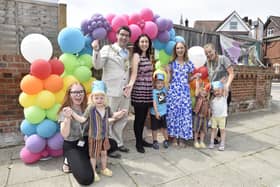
[
  {"xmin": 118, "ymin": 146, "xmax": 130, "ymax": 153},
  {"xmin": 136, "ymin": 146, "xmax": 145, "ymax": 153},
  {"xmin": 142, "ymin": 140, "xmax": 153, "ymax": 147},
  {"xmin": 108, "ymin": 152, "xmax": 121, "ymax": 159},
  {"xmin": 214, "ymin": 138, "xmax": 220, "ymax": 145}
]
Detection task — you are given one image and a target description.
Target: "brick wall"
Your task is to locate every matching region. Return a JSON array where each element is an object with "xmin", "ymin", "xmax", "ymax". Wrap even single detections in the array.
[
  {"xmin": 0, "ymin": 55, "xmax": 29, "ymax": 133},
  {"xmin": 230, "ymin": 66, "xmax": 274, "ymax": 113}
]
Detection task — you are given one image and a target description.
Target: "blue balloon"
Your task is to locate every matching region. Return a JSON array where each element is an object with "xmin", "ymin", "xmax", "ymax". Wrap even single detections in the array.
[
  {"xmin": 20, "ymin": 119, "xmax": 37, "ymax": 136},
  {"xmin": 175, "ymin": 35, "xmax": 185, "ymax": 43},
  {"xmin": 152, "ymin": 39, "xmax": 167, "ymax": 50},
  {"xmin": 79, "ymin": 36, "xmax": 93, "ymax": 55},
  {"xmin": 164, "ymin": 40, "xmax": 176, "ymax": 55},
  {"xmin": 36, "ymin": 119, "xmax": 58, "ymax": 138},
  {"xmin": 57, "ymin": 27, "xmax": 85, "ymax": 54},
  {"xmin": 169, "ymin": 28, "xmax": 176, "ymax": 41}
]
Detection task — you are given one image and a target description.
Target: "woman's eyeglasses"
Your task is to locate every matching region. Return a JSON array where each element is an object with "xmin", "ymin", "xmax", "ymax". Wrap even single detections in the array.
[{"xmin": 70, "ymin": 90, "xmax": 85, "ymax": 95}]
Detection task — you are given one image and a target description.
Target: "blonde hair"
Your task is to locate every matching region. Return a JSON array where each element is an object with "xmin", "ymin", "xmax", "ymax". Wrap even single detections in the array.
[{"xmin": 88, "ymin": 92, "xmax": 108, "ymax": 107}]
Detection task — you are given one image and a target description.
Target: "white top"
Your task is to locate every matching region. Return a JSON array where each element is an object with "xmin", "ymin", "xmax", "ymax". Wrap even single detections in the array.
[{"xmin": 210, "ymin": 96, "xmax": 228, "ymax": 117}]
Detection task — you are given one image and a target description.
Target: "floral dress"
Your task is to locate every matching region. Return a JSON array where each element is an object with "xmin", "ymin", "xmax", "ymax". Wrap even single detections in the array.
[{"xmin": 167, "ymin": 60, "xmax": 194, "ymax": 140}]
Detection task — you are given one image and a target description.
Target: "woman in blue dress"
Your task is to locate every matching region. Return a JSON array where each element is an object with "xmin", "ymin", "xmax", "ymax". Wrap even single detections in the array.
[{"xmin": 166, "ymin": 41, "xmax": 196, "ymax": 147}]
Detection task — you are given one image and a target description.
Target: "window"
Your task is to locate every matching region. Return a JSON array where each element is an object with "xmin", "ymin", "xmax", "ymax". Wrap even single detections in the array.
[
  {"xmin": 267, "ymin": 27, "xmax": 274, "ymax": 37},
  {"xmin": 229, "ymin": 21, "xmax": 238, "ymax": 30}
]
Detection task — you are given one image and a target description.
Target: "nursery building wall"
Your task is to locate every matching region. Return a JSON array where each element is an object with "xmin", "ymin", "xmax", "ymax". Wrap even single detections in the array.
[{"xmin": 0, "ymin": 0, "xmax": 66, "ymax": 147}]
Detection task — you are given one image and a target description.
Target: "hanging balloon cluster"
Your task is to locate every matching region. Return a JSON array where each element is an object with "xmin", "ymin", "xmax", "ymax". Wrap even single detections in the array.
[
  {"xmin": 188, "ymin": 46, "xmax": 210, "ymax": 108},
  {"xmin": 19, "ymin": 34, "xmax": 65, "ymax": 164}
]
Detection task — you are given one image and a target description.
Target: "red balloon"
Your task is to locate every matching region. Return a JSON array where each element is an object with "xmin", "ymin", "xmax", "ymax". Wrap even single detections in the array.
[
  {"xmin": 30, "ymin": 59, "xmax": 51, "ymax": 79},
  {"xmin": 198, "ymin": 66, "xmax": 208, "ymax": 79},
  {"xmin": 49, "ymin": 58, "xmax": 64, "ymax": 75}
]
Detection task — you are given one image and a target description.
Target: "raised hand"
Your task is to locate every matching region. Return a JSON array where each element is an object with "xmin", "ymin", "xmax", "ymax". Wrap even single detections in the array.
[{"xmin": 91, "ymin": 40, "xmax": 100, "ymax": 51}]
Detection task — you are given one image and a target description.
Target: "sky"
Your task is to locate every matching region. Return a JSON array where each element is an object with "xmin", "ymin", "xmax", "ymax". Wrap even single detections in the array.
[{"xmin": 39, "ymin": 0, "xmax": 279, "ymax": 27}]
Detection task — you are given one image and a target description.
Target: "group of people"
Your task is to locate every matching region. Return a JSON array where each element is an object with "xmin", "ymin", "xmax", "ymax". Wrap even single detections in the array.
[{"xmin": 58, "ymin": 26, "xmax": 234, "ymax": 185}]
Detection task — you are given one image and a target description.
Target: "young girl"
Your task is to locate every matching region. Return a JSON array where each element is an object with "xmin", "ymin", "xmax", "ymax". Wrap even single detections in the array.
[
  {"xmin": 209, "ymin": 81, "xmax": 228, "ymax": 151},
  {"xmin": 70, "ymin": 80, "xmax": 127, "ymax": 182},
  {"xmin": 150, "ymin": 73, "xmax": 169, "ymax": 149},
  {"xmin": 193, "ymin": 78, "xmax": 211, "ymax": 149}
]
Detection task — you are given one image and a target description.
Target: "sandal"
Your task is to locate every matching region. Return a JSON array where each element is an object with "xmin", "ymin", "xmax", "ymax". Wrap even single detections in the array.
[
  {"xmin": 62, "ymin": 163, "xmax": 71, "ymax": 173},
  {"xmin": 100, "ymin": 168, "xmax": 113, "ymax": 177}
]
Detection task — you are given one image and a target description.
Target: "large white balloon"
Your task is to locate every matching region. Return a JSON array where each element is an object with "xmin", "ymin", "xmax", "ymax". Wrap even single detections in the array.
[
  {"xmin": 20, "ymin": 34, "xmax": 53, "ymax": 63},
  {"xmin": 188, "ymin": 46, "xmax": 207, "ymax": 68}
]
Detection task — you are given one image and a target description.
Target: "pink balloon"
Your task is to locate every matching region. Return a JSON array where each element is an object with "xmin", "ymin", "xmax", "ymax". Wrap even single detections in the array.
[
  {"xmin": 122, "ymin": 14, "xmax": 129, "ymax": 22},
  {"xmin": 129, "ymin": 24, "xmax": 142, "ymax": 43},
  {"xmin": 107, "ymin": 31, "xmax": 117, "ymax": 43},
  {"xmin": 129, "ymin": 13, "xmax": 141, "ymax": 25},
  {"xmin": 47, "ymin": 147, "xmax": 63, "ymax": 157},
  {"xmin": 140, "ymin": 8, "xmax": 154, "ymax": 21},
  {"xmin": 105, "ymin": 13, "xmax": 115, "ymax": 24},
  {"xmin": 20, "ymin": 146, "xmax": 41, "ymax": 164},
  {"xmin": 111, "ymin": 15, "xmax": 128, "ymax": 32},
  {"xmin": 142, "ymin": 21, "xmax": 158, "ymax": 39}
]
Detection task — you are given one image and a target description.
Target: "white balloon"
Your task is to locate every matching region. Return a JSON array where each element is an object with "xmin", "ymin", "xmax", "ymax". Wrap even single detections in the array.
[
  {"xmin": 188, "ymin": 46, "xmax": 207, "ymax": 68},
  {"xmin": 20, "ymin": 34, "xmax": 53, "ymax": 63}
]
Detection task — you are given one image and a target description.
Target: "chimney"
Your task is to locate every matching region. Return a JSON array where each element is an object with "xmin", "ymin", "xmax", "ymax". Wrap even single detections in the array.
[
  {"xmin": 243, "ymin": 16, "xmax": 248, "ymax": 22},
  {"xmin": 180, "ymin": 14, "xmax": 183, "ymax": 25},
  {"xmin": 185, "ymin": 18, "xmax": 189, "ymax": 27}
]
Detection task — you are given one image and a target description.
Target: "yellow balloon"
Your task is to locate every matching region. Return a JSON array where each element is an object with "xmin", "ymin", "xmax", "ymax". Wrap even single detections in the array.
[
  {"xmin": 190, "ymin": 88, "xmax": 195, "ymax": 97},
  {"xmin": 19, "ymin": 92, "xmax": 37, "ymax": 108},
  {"xmin": 63, "ymin": 75, "xmax": 78, "ymax": 90},
  {"xmin": 35, "ymin": 90, "xmax": 56, "ymax": 109},
  {"xmin": 55, "ymin": 89, "xmax": 66, "ymax": 104},
  {"xmin": 82, "ymin": 77, "xmax": 96, "ymax": 94}
]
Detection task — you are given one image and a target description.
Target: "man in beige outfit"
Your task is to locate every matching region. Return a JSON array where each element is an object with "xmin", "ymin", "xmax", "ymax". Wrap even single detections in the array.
[{"xmin": 92, "ymin": 26, "xmax": 131, "ymax": 158}]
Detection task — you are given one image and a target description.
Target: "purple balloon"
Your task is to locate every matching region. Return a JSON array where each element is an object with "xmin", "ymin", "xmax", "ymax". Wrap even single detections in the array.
[
  {"xmin": 47, "ymin": 132, "xmax": 64, "ymax": 150},
  {"xmin": 166, "ymin": 19, "xmax": 173, "ymax": 31},
  {"xmin": 157, "ymin": 30, "xmax": 170, "ymax": 43},
  {"xmin": 92, "ymin": 27, "xmax": 107, "ymax": 40},
  {"xmin": 26, "ymin": 134, "xmax": 47, "ymax": 153},
  {"xmin": 81, "ymin": 19, "xmax": 90, "ymax": 34},
  {"xmin": 156, "ymin": 18, "xmax": 168, "ymax": 31},
  {"xmin": 153, "ymin": 14, "xmax": 160, "ymax": 22}
]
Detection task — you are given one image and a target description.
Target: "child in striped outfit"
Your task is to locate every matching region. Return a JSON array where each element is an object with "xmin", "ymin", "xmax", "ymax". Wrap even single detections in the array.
[{"xmin": 71, "ymin": 80, "xmax": 127, "ymax": 182}]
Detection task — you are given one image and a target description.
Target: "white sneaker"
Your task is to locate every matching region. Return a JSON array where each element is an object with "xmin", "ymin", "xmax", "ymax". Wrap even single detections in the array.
[
  {"xmin": 208, "ymin": 143, "xmax": 214, "ymax": 149},
  {"xmin": 218, "ymin": 145, "xmax": 225, "ymax": 151}
]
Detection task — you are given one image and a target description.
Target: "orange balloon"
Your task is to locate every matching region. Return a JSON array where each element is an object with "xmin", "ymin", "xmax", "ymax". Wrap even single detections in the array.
[
  {"xmin": 44, "ymin": 74, "xmax": 63, "ymax": 92},
  {"xmin": 20, "ymin": 75, "xmax": 43, "ymax": 95}
]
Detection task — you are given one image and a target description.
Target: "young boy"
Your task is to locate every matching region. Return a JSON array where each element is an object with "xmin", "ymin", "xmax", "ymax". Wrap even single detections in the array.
[
  {"xmin": 209, "ymin": 81, "xmax": 228, "ymax": 151},
  {"xmin": 150, "ymin": 73, "xmax": 169, "ymax": 149},
  {"xmin": 71, "ymin": 80, "xmax": 127, "ymax": 181}
]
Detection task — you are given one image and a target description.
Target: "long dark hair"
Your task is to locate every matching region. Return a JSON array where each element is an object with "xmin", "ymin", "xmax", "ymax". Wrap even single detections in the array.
[
  {"xmin": 58, "ymin": 82, "xmax": 88, "ymax": 114},
  {"xmin": 133, "ymin": 34, "xmax": 152, "ymax": 59},
  {"xmin": 170, "ymin": 41, "xmax": 189, "ymax": 63}
]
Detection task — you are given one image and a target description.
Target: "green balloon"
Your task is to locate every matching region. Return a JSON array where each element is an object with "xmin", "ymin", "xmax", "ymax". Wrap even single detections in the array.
[
  {"xmin": 73, "ymin": 66, "xmax": 92, "ymax": 83},
  {"xmin": 24, "ymin": 106, "xmax": 46, "ymax": 124},
  {"xmin": 46, "ymin": 103, "xmax": 61, "ymax": 121},
  {"xmin": 78, "ymin": 54, "xmax": 93, "ymax": 69},
  {"xmin": 59, "ymin": 53, "xmax": 79, "ymax": 74},
  {"xmin": 159, "ymin": 50, "xmax": 171, "ymax": 65},
  {"xmin": 155, "ymin": 61, "xmax": 161, "ymax": 70}
]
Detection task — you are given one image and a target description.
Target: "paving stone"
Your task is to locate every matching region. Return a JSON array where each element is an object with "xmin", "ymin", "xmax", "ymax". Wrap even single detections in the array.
[
  {"xmin": 121, "ymin": 154, "xmax": 184, "ymax": 186},
  {"xmin": 227, "ymin": 156, "xmax": 280, "ymax": 187},
  {"xmin": 254, "ymin": 148, "xmax": 280, "ymax": 169},
  {"xmin": 8, "ymin": 157, "xmax": 63, "ymax": 185},
  {"xmin": 7, "ymin": 175, "xmax": 70, "ymax": 187},
  {"xmin": 0, "ymin": 165, "xmax": 9, "ymax": 187},
  {"xmin": 155, "ymin": 175, "xmax": 200, "ymax": 187}
]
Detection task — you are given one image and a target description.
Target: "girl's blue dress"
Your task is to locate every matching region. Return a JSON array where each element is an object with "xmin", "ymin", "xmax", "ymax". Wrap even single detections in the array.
[{"xmin": 167, "ymin": 60, "xmax": 194, "ymax": 140}]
